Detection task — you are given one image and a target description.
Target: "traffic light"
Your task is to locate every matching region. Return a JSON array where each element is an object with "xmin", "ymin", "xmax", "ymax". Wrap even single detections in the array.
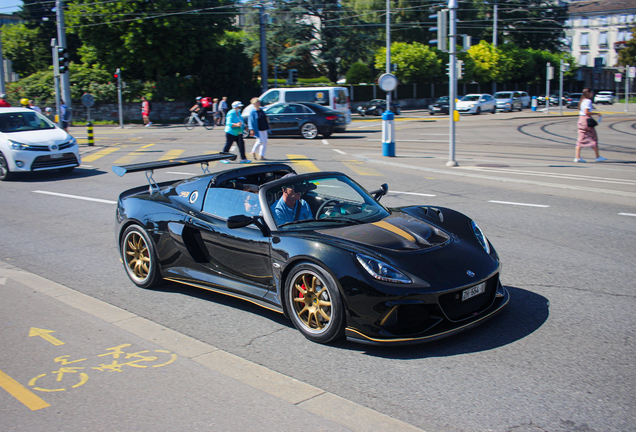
[
  {"xmin": 456, "ymin": 60, "xmax": 464, "ymax": 79},
  {"xmin": 429, "ymin": 9, "xmax": 448, "ymax": 52},
  {"xmin": 289, "ymin": 69, "xmax": 298, "ymax": 84},
  {"xmin": 57, "ymin": 47, "xmax": 69, "ymax": 74},
  {"xmin": 114, "ymin": 68, "xmax": 120, "ymax": 80}
]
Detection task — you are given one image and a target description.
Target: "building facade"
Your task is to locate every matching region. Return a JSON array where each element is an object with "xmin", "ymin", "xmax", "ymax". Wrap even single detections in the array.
[{"xmin": 564, "ymin": 0, "xmax": 636, "ymax": 90}]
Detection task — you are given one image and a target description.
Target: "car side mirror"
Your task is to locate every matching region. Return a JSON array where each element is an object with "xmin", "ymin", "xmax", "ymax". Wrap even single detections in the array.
[{"xmin": 370, "ymin": 183, "xmax": 388, "ymax": 201}]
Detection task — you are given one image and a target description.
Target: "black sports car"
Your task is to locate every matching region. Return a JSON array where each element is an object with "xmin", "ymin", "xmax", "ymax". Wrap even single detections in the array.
[
  {"xmin": 262, "ymin": 102, "xmax": 346, "ymax": 139},
  {"xmin": 428, "ymin": 96, "xmax": 450, "ymax": 115},
  {"xmin": 114, "ymin": 154, "xmax": 509, "ymax": 345},
  {"xmin": 356, "ymin": 99, "xmax": 401, "ymax": 116}
]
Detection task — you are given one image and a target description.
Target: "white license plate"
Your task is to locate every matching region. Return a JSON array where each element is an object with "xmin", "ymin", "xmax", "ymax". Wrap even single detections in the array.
[
  {"xmin": 462, "ymin": 282, "xmax": 486, "ymax": 301},
  {"xmin": 50, "ymin": 153, "xmax": 63, "ymax": 159}
]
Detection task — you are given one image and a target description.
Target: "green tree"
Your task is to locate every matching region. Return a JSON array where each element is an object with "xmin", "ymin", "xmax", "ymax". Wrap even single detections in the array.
[
  {"xmin": 346, "ymin": 62, "xmax": 372, "ymax": 84},
  {"xmin": 0, "ymin": 23, "xmax": 50, "ymax": 77},
  {"xmin": 464, "ymin": 41, "xmax": 509, "ymax": 83},
  {"xmin": 375, "ymin": 42, "xmax": 441, "ymax": 83}
]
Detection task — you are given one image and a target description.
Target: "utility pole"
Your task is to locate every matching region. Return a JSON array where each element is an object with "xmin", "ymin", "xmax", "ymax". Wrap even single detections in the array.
[
  {"xmin": 0, "ymin": 37, "xmax": 5, "ymax": 95},
  {"xmin": 447, "ymin": 0, "xmax": 458, "ymax": 167},
  {"xmin": 546, "ymin": 62, "xmax": 553, "ymax": 114},
  {"xmin": 115, "ymin": 68, "xmax": 123, "ymax": 128},
  {"xmin": 256, "ymin": 4, "xmax": 268, "ymax": 94},
  {"xmin": 492, "ymin": 1, "xmax": 497, "ymax": 95},
  {"xmin": 386, "ymin": 0, "xmax": 391, "ymax": 110},
  {"xmin": 51, "ymin": 38, "xmax": 62, "ymax": 128},
  {"xmin": 56, "ymin": 0, "xmax": 71, "ymax": 118}
]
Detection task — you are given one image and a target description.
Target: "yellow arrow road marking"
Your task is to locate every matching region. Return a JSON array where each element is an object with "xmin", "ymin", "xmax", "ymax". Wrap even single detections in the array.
[
  {"xmin": 0, "ymin": 368, "xmax": 50, "ymax": 411},
  {"xmin": 159, "ymin": 149, "xmax": 186, "ymax": 161},
  {"xmin": 28, "ymin": 328, "xmax": 65, "ymax": 346},
  {"xmin": 341, "ymin": 160, "xmax": 384, "ymax": 176}
]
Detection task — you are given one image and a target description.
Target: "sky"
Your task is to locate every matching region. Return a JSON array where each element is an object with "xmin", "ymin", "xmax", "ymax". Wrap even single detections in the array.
[{"xmin": 0, "ymin": 0, "xmax": 21, "ymax": 15}]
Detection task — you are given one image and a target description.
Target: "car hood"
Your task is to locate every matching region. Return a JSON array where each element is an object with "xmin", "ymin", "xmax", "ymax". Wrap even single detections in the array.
[
  {"xmin": 316, "ymin": 213, "xmax": 450, "ymax": 251},
  {"xmin": 456, "ymin": 100, "xmax": 477, "ymax": 107},
  {"xmin": 494, "ymin": 98, "xmax": 512, "ymax": 102},
  {"xmin": 1, "ymin": 128, "xmax": 70, "ymax": 146}
]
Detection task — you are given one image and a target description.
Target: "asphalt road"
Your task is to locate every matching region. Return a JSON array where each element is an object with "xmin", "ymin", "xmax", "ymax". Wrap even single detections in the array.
[{"xmin": 1, "ymin": 107, "xmax": 635, "ymax": 432}]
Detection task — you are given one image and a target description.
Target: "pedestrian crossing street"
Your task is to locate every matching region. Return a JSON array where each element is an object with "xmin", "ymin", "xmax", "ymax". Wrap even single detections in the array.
[{"xmin": 81, "ymin": 146, "xmax": 385, "ymax": 176}]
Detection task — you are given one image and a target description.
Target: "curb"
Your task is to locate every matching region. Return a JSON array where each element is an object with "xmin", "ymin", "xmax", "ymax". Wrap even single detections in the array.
[{"xmin": 0, "ymin": 263, "xmax": 425, "ymax": 432}]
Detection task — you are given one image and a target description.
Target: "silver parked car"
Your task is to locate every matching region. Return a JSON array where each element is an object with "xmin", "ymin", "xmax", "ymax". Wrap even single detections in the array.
[
  {"xmin": 494, "ymin": 91, "xmax": 523, "ymax": 112},
  {"xmin": 455, "ymin": 94, "xmax": 497, "ymax": 115}
]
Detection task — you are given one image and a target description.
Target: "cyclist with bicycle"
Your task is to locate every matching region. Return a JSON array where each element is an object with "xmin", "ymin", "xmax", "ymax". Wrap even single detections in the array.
[{"xmin": 190, "ymin": 96, "xmax": 208, "ymax": 121}]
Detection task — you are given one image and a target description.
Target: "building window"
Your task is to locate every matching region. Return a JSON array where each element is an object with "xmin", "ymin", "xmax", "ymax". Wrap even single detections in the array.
[
  {"xmin": 581, "ymin": 17, "xmax": 589, "ymax": 26},
  {"xmin": 598, "ymin": 16, "xmax": 608, "ymax": 25},
  {"xmin": 617, "ymin": 31, "xmax": 627, "ymax": 42},
  {"xmin": 629, "ymin": 15, "xmax": 635, "ymax": 22},
  {"xmin": 564, "ymin": 19, "xmax": 571, "ymax": 27},
  {"xmin": 579, "ymin": 55, "xmax": 588, "ymax": 66},
  {"xmin": 620, "ymin": 15, "xmax": 627, "ymax": 23},
  {"xmin": 579, "ymin": 33, "xmax": 589, "ymax": 46},
  {"xmin": 598, "ymin": 32, "xmax": 608, "ymax": 46}
]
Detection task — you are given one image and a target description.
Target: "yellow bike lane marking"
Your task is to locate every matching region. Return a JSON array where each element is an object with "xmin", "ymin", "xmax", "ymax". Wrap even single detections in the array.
[{"xmin": 0, "ymin": 368, "xmax": 50, "ymax": 411}]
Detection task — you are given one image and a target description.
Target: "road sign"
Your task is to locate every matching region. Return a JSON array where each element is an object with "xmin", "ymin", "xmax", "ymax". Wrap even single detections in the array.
[
  {"xmin": 81, "ymin": 93, "xmax": 95, "ymax": 108},
  {"xmin": 615, "ymin": 73, "xmax": 622, "ymax": 82},
  {"xmin": 629, "ymin": 66, "xmax": 636, "ymax": 78}
]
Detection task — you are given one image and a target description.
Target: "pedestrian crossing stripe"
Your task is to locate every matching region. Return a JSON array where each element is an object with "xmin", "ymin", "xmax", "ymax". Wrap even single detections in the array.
[
  {"xmin": 341, "ymin": 160, "xmax": 384, "ymax": 177},
  {"xmin": 158, "ymin": 149, "xmax": 186, "ymax": 161},
  {"xmin": 82, "ymin": 147, "xmax": 120, "ymax": 163},
  {"xmin": 82, "ymin": 149, "xmax": 381, "ymax": 176},
  {"xmin": 285, "ymin": 154, "xmax": 320, "ymax": 173}
]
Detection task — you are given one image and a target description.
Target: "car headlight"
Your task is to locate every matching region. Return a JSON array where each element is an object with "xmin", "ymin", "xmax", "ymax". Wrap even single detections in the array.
[
  {"xmin": 470, "ymin": 221, "xmax": 490, "ymax": 254},
  {"xmin": 356, "ymin": 254, "xmax": 412, "ymax": 284},
  {"xmin": 69, "ymin": 136, "xmax": 77, "ymax": 146},
  {"xmin": 504, "ymin": 103, "xmax": 510, "ymax": 107},
  {"xmin": 468, "ymin": 104, "xmax": 475, "ymax": 108},
  {"xmin": 357, "ymin": 106, "xmax": 362, "ymax": 110},
  {"xmin": 9, "ymin": 140, "xmax": 27, "ymax": 150}
]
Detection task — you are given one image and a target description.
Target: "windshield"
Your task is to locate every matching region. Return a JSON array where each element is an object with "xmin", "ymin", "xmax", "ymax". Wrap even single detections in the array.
[
  {"xmin": 267, "ymin": 174, "xmax": 390, "ymax": 230},
  {"xmin": 0, "ymin": 111, "xmax": 56, "ymax": 133},
  {"xmin": 461, "ymin": 95, "xmax": 480, "ymax": 102},
  {"xmin": 437, "ymin": 97, "xmax": 449, "ymax": 102},
  {"xmin": 494, "ymin": 92, "xmax": 512, "ymax": 99}
]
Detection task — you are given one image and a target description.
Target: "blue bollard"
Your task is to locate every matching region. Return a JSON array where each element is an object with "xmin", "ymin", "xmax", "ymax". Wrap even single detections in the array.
[
  {"xmin": 381, "ymin": 110, "xmax": 395, "ymax": 157},
  {"xmin": 531, "ymin": 96, "xmax": 538, "ymax": 112}
]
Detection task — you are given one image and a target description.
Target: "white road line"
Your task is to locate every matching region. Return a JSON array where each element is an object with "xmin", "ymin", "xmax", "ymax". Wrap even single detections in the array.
[
  {"xmin": 32, "ymin": 190, "xmax": 117, "ymax": 205},
  {"xmin": 618, "ymin": 213, "xmax": 636, "ymax": 217},
  {"xmin": 354, "ymin": 155, "xmax": 636, "ymax": 198},
  {"xmin": 461, "ymin": 166, "xmax": 636, "ymax": 186},
  {"xmin": 488, "ymin": 200, "xmax": 549, "ymax": 208},
  {"xmin": 332, "ymin": 149, "xmax": 347, "ymax": 155},
  {"xmin": 322, "ymin": 139, "xmax": 330, "ymax": 145},
  {"xmin": 391, "ymin": 191, "xmax": 437, "ymax": 197}
]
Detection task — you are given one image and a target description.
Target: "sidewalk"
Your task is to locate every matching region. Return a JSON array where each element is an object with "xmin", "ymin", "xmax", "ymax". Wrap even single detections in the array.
[{"xmin": 0, "ymin": 262, "xmax": 424, "ymax": 432}]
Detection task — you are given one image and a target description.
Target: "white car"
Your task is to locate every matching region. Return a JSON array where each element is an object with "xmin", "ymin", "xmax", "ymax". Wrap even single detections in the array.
[
  {"xmin": 456, "ymin": 94, "xmax": 497, "ymax": 115},
  {"xmin": 0, "ymin": 108, "xmax": 80, "ymax": 181},
  {"xmin": 594, "ymin": 91, "xmax": 616, "ymax": 105}
]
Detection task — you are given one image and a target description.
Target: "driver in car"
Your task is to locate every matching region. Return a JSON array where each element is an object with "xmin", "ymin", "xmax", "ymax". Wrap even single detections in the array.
[{"xmin": 272, "ymin": 176, "xmax": 313, "ymax": 225}]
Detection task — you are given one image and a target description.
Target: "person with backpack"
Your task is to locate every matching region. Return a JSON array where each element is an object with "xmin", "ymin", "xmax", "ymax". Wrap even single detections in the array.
[{"xmin": 141, "ymin": 96, "xmax": 152, "ymax": 127}]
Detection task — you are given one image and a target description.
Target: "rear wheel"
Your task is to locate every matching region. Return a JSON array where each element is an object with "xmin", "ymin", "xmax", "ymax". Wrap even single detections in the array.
[
  {"xmin": 396, "ymin": 107, "xmax": 401, "ymax": 115},
  {"xmin": 0, "ymin": 154, "xmax": 13, "ymax": 181},
  {"xmin": 121, "ymin": 225, "xmax": 162, "ymax": 288},
  {"xmin": 284, "ymin": 263, "xmax": 345, "ymax": 344},
  {"xmin": 301, "ymin": 122, "xmax": 318, "ymax": 139},
  {"xmin": 491, "ymin": 105, "xmax": 497, "ymax": 114},
  {"xmin": 183, "ymin": 116, "xmax": 195, "ymax": 130},
  {"xmin": 203, "ymin": 119, "xmax": 214, "ymax": 130}
]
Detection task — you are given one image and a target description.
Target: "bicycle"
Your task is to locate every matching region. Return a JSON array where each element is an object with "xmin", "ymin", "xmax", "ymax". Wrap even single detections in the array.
[{"xmin": 183, "ymin": 111, "xmax": 214, "ymax": 130}]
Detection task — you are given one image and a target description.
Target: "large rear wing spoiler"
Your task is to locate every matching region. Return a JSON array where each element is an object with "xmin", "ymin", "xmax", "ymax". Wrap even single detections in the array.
[{"xmin": 112, "ymin": 152, "xmax": 237, "ymax": 192}]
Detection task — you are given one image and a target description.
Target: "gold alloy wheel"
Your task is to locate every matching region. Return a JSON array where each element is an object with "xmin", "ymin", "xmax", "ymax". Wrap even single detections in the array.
[
  {"xmin": 124, "ymin": 231, "xmax": 151, "ymax": 281},
  {"xmin": 291, "ymin": 272, "xmax": 332, "ymax": 332}
]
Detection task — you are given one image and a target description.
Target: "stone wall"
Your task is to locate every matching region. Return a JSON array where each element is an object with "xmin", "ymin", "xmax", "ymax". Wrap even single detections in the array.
[{"xmin": 71, "ymin": 101, "xmax": 192, "ymax": 124}]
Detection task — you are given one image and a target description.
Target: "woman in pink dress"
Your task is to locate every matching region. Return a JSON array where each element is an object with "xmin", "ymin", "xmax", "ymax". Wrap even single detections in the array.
[{"xmin": 574, "ymin": 88, "xmax": 606, "ymax": 163}]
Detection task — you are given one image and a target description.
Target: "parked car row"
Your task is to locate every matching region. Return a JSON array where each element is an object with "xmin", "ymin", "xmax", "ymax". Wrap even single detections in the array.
[
  {"xmin": 356, "ymin": 99, "xmax": 401, "ymax": 116},
  {"xmin": 428, "ymin": 91, "xmax": 532, "ymax": 115}
]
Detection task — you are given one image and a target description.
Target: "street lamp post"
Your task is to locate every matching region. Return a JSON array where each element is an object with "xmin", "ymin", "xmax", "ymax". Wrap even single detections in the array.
[{"xmin": 447, "ymin": 0, "xmax": 458, "ymax": 167}]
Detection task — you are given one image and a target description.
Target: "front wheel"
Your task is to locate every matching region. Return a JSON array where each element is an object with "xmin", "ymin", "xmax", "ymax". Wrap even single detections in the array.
[
  {"xmin": 285, "ymin": 263, "xmax": 345, "ymax": 344},
  {"xmin": 183, "ymin": 116, "xmax": 195, "ymax": 130},
  {"xmin": 121, "ymin": 225, "xmax": 162, "ymax": 289},
  {"xmin": 473, "ymin": 107, "xmax": 481, "ymax": 115},
  {"xmin": 301, "ymin": 122, "xmax": 318, "ymax": 139},
  {"xmin": 491, "ymin": 106, "xmax": 497, "ymax": 114},
  {"xmin": 0, "ymin": 154, "xmax": 13, "ymax": 181},
  {"xmin": 396, "ymin": 107, "xmax": 401, "ymax": 115},
  {"xmin": 203, "ymin": 119, "xmax": 214, "ymax": 130}
]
